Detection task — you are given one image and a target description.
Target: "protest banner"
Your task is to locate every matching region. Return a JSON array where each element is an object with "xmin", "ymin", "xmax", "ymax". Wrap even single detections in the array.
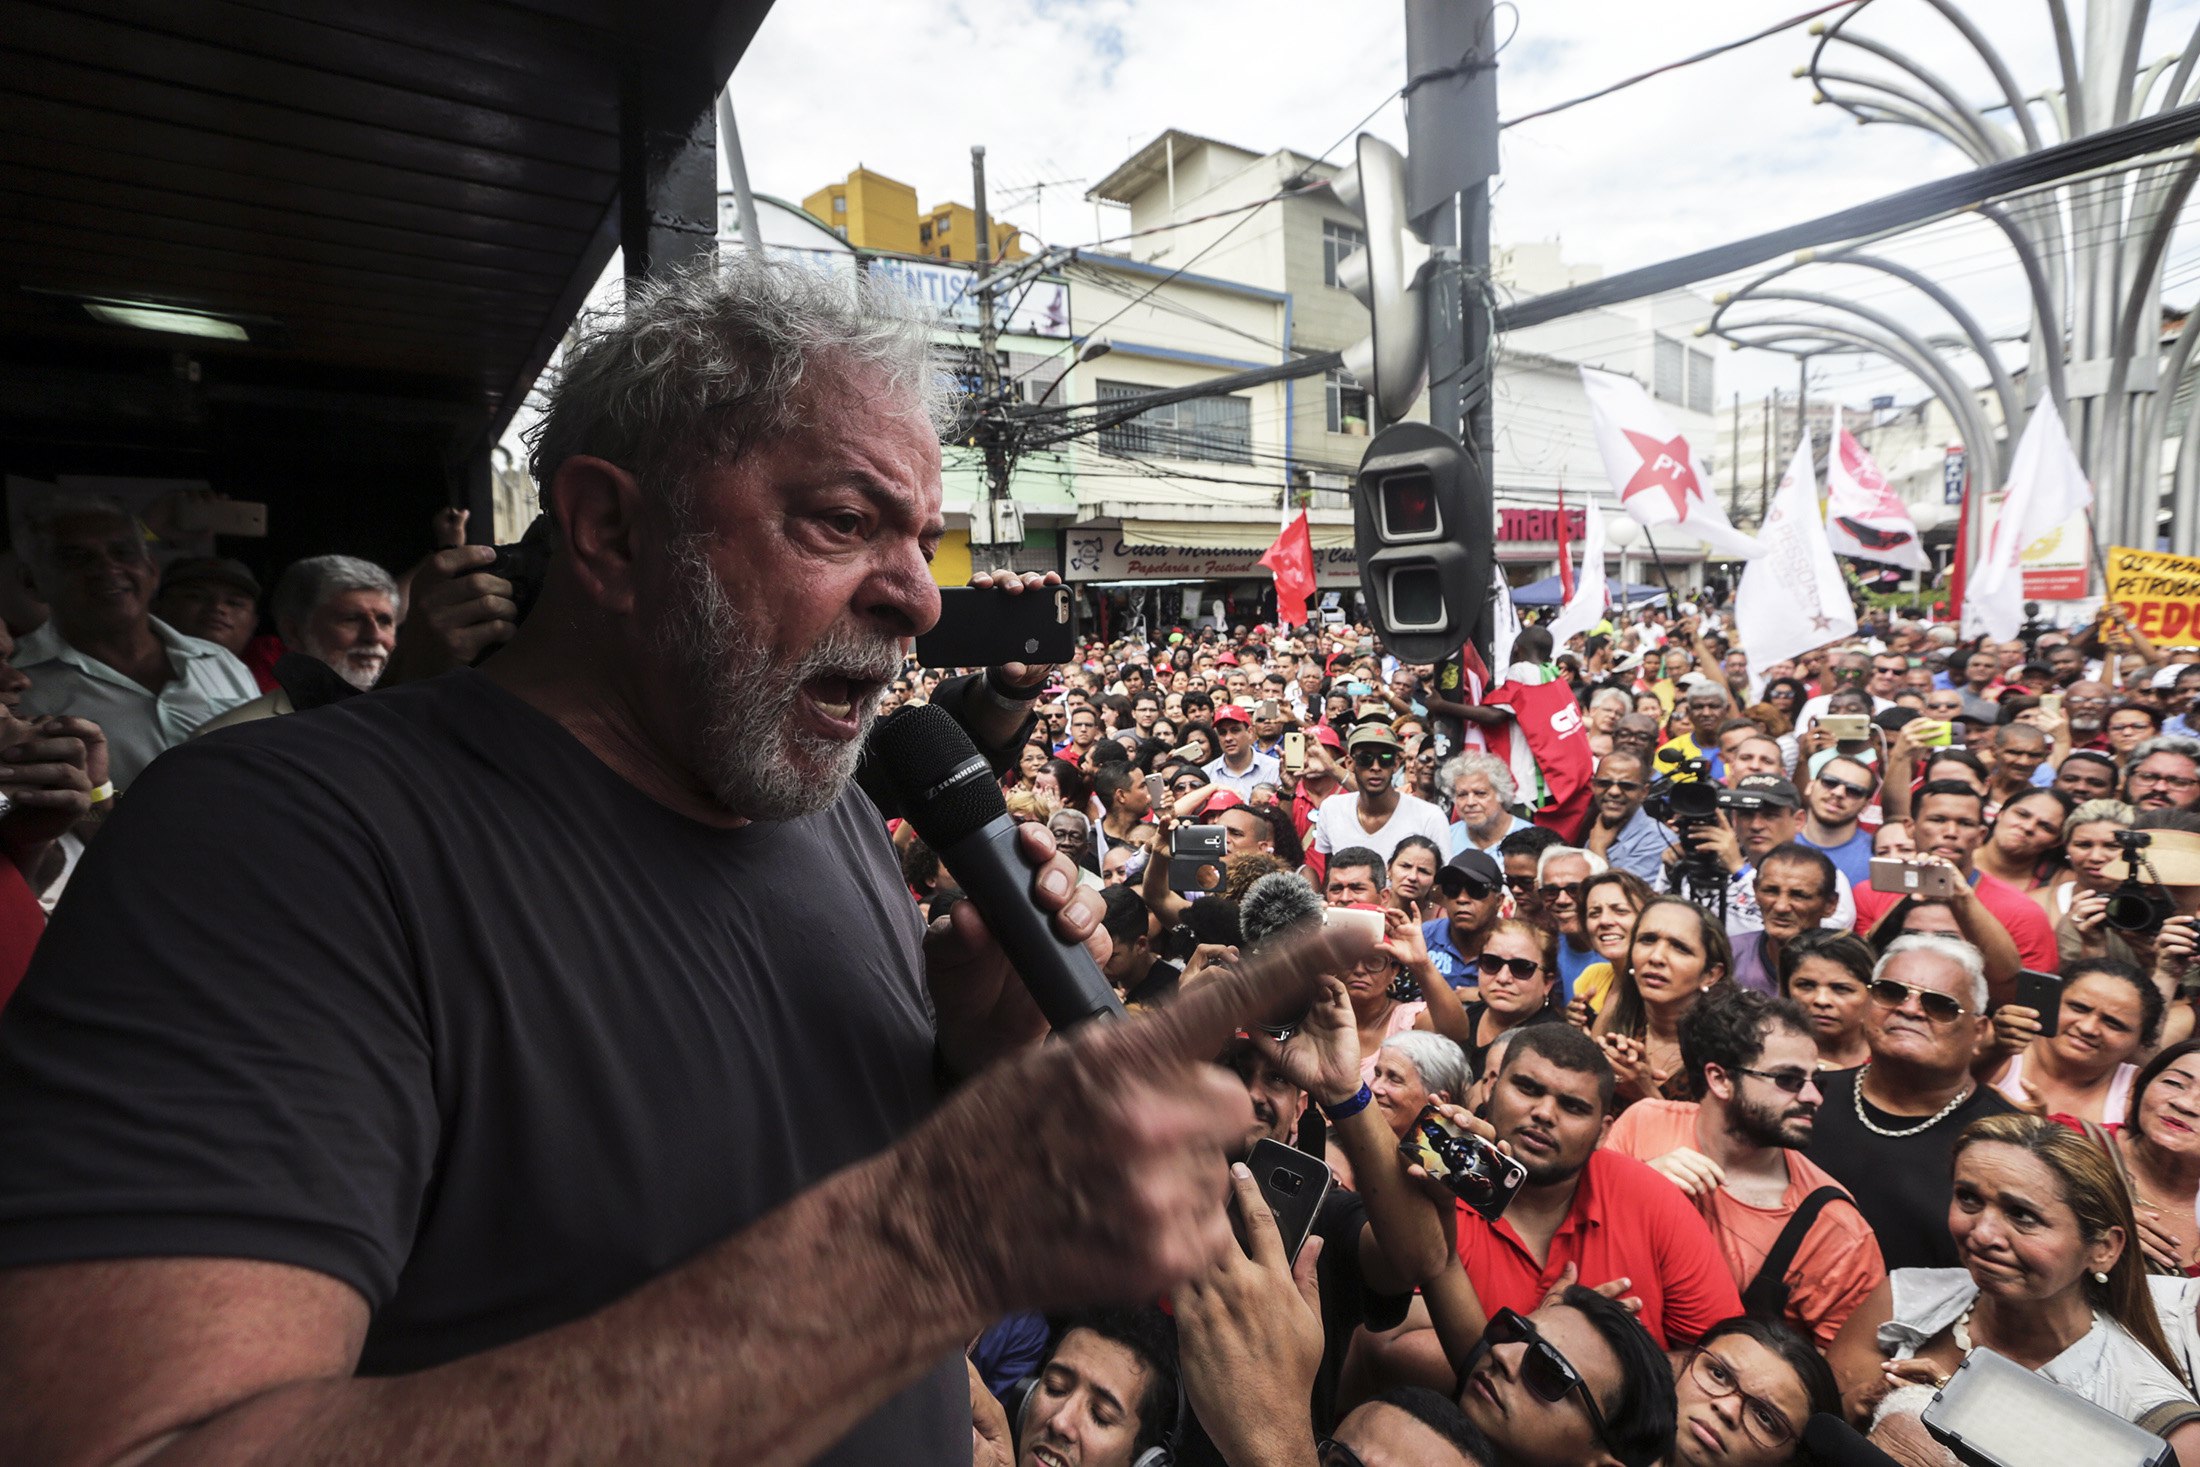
[{"xmin": 2105, "ymin": 545, "xmax": 2200, "ymax": 647}]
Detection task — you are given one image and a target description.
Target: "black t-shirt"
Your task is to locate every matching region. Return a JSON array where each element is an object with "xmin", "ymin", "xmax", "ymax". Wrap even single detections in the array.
[
  {"xmin": 0, "ymin": 670, "xmax": 961, "ymax": 1461},
  {"xmin": 1460, "ymin": 1003, "xmax": 1564, "ymax": 1077},
  {"xmin": 1175, "ymin": 1186, "xmax": 1412, "ymax": 1467},
  {"xmin": 1806, "ymin": 1067, "xmax": 2017, "ymax": 1272}
]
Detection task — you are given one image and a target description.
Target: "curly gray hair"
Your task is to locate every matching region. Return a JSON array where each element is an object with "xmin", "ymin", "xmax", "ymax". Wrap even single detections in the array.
[
  {"xmin": 524, "ymin": 253, "xmax": 946, "ymax": 516},
  {"xmin": 1437, "ymin": 749, "xmax": 1516, "ymax": 806}
]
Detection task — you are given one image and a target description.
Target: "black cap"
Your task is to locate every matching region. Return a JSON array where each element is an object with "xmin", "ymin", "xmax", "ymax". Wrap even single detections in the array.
[
  {"xmin": 1436, "ymin": 847, "xmax": 1502, "ymax": 894},
  {"xmin": 1730, "ymin": 773, "xmax": 1801, "ymax": 809}
]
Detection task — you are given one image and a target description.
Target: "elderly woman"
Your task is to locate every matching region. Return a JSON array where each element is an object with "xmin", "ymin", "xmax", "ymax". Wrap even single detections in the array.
[
  {"xmin": 1451, "ymin": 917, "xmax": 1562, "ymax": 1075},
  {"xmin": 1585, "ymin": 685, "xmax": 1631, "ymax": 759},
  {"xmin": 1830, "ymin": 1115, "xmax": 2200, "ymax": 1458},
  {"xmin": 1984, "ymin": 956, "xmax": 2162, "ymax": 1127}
]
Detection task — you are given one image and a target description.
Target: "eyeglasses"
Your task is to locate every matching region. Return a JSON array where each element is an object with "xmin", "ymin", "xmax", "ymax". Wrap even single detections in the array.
[
  {"xmin": 1867, "ymin": 976, "xmax": 1970, "ymax": 1023},
  {"xmin": 1590, "ymin": 778, "xmax": 1644, "ymax": 793},
  {"xmin": 1816, "ymin": 775, "xmax": 1872, "ymax": 800},
  {"xmin": 1353, "ymin": 750, "xmax": 1399, "ymax": 768},
  {"xmin": 1315, "ymin": 1441, "xmax": 1366, "ymax": 1467},
  {"xmin": 1477, "ymin": 953, "xmax": 1544, "ymax": 981},
  {"xmin": 1537, "ymin": 881, "xmax": 1587, "ymax": 905},
  {"xmin": 1481, "ymin": 1309, "xmax": 1621, "ymax": 1456},
  {"xmin": 1687, "ymin": 1348, "xmax": 1800, "ymax": 1451},
  {"xmin": 2132, "ymin": 769, "xmax": 2200, "ymax": 792},
  {"xmin": 1732, "ymin": 1065, "xmax": 1817, "ymax": 1096}
]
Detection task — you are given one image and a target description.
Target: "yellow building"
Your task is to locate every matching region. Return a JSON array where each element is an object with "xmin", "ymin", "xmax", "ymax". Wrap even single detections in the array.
[{"xmin": 803, "ymin": 166, "xmax": 1026, "ymax": 263}]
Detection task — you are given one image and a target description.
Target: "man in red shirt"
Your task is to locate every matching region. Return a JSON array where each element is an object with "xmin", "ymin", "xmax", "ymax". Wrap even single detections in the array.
[
  {"xmin": 1850, "ymin": 780, "xmax": 2055, "ymax": 1002},
  {"xmin": 1451, "ymin": 1024, "xmax": 1741, "ymax": 1348}
]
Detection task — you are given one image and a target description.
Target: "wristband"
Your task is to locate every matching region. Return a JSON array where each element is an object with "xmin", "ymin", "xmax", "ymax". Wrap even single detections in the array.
[
  {"xmin": 86, "ymin": 781, "xmax": 114, "ymax": 806},
  {"xmin": 982, "ymin": 666, "xmax": 1049, "ymax": 708},
  {"xmin": 1319, "ymin": 1083, "xmax": 1373, "ymax": 1122}
]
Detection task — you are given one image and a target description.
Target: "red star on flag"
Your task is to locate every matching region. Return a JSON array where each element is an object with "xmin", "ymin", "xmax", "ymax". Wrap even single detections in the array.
[{"xmin": 1619, "ymin": 430, "xmax": 1704, "ymax": 519}]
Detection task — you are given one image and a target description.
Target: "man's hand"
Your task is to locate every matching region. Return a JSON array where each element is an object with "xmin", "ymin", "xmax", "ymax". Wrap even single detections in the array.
[
  {"xmin": 1171, "ymin": 1165, "xmax": 1326, "ymax": 1467},
  {"xmin": 1692, "ymin": 815, "xmax": 1744, "ymax": 875},
  {"xmin": 1537, "ymin": 1261, "xmax": 1643, "ymax": 1318},
  {"xmin": 1248, "ymin": 974, "xmax": 1361, "ymax": 1108},
  {"xmin": 968, "ymin": 569, "xmax": 1063, "ymax": 692},
  {"xmin": 389, "ymin": 545, "xmax": 516, "ymax": 680},
  {"xmin": 906, "ymin": 921, "xmax": 1377, "ymax": 1318},
  {"xmin": 1645, "ymin": 1146, "xmax": 1725, "ymax": 1198},
  {"xmin": 967, "ymin": 1359, "xmax": 1014, "ymax": 1467},
  {"xmin": 924, "ymin": 820, "xmax": 1107, "ymax": 1075},
  {"xmin": 0, "ymin": 715, "xmax": 97, "ymax": 856}
]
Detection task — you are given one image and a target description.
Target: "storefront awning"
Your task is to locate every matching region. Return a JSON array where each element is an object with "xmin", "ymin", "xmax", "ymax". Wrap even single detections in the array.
[{"xmin": 1119, "ymin": 517, "xmax": 1355, "ymax": 551}]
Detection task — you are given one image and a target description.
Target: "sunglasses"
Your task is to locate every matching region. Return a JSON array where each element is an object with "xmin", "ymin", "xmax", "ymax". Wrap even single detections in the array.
[
  {"xmin": 1477, "ymin": 953, "xmax": 1543, "ymax": 981},
  {"xmin": 1480, "ymin": 1309, "xmax": 1620, "ymax": 1456},
  {"xmin": 1316, "ymin": 1442, "xmax": 1366, "ymax": 1467},
  {"xmin": 1732, "ymin": 1064, "xmax": 1816, "ymax": 1096},
  {"xmin": 1444, "ymin": 878, "xmax": 1497, "ymax": 900},
  {"xmin": 1537, "ymin": 881, "xmax": 1587, "ymax": 905},
  {"xmin": 1816, "ymin": 775, "xmax": 1872, "ymax": 800},
  {"xmin": 1503, "ymin": 874, "xmax": 1537, "ymax": 893},
  {"xmin": 1590, "ymin": 778, "xmax": 1644, "ymax": 794},
  {"xmin": 1353, "ymin": 750, "xmax": 1400, "ymax": 768},
  {"xmin": 1867, "ymin": 976, "xmax": 1970, "ymax": 1023}
]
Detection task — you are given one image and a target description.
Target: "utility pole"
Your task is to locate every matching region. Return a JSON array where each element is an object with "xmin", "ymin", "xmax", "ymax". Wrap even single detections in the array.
[
  {"xmin": 969, "ymin": 144, "xmax": 1013, "ymax": 570},
  {"xmin": 1730, "ymin": 390, "xmax": 1741, "ymax": 521}
]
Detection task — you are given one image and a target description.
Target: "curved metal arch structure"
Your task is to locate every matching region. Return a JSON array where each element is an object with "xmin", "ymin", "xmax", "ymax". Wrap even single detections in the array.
[{"xmin": 1717, "ymin": 0, "xmax": 2200, "ymax": 559}]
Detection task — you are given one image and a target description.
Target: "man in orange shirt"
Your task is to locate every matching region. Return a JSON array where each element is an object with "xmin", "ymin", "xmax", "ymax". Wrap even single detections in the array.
[{"xmin": 1605, "ymin": 985, "xmax": 1884, "ymax": 1349}]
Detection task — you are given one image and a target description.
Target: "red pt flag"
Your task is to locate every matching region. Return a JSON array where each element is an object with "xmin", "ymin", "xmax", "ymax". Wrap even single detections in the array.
[{"xmin": 1261, "ymin": 511, "xmax": 1317, "ymax": 626}]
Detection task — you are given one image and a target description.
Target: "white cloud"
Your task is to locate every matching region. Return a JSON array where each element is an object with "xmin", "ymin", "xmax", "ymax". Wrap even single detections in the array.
[{"xmin": 732, "ymin": 0, "xmax": 2200, "ymax": 404}]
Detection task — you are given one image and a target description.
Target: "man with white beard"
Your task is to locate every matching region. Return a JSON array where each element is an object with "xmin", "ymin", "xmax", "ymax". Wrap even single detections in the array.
[
  {"xmin": 194, "ymin": 556, "xmax": 401, "ymax": 732},
  {"xmin": 0, "ymin": 254, "xmax": 1369, "ymax": 1467}
]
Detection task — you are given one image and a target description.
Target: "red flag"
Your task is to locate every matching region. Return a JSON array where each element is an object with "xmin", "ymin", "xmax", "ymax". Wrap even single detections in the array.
[
  {"xmin": 1554, "ymin": 485, "xmax": 1576, "ymax": 601},
  {"xmin": 1260, "ymin": 511, "xmax": 1317, "ymax": 626}
]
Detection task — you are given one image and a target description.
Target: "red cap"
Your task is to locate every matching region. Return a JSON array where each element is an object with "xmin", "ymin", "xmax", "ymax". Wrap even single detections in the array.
[
  {"xmin": 1310, "ymin": 725, "xmax": 1342, "ymax": 750},
  {"xmin": 1199, "ymin": 789, "xmax": 1246, "ymax": 815},
  {"xmin": 1215, "ymin": 651, "xmax": 1240, "ymax": 666},
  {"xmin": 1213, "ymin": 704, "xmax": 1252, "ymax": 725}
]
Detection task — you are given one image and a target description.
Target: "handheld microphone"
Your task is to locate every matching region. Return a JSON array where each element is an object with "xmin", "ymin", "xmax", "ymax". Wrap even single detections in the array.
[{"xmin": 872, "ymin": 704, "xmax": 1126, "ymax": 1031}]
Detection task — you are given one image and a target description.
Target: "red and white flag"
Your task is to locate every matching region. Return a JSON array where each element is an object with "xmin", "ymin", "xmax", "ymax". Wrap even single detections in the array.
[
  {"xmin": 1579, "ymin": 366, "xmax": 1762, "ymax": 559},
  {"xmin": 1548, "ymin": 497, "xmax": 1610, "ymax": 652},
  {"xmin": 1736, "ymin": 428, "xmax": 1856, "ymax": 670},
  {"xmin": 1260, "ymin": 510, "xmax": 1316, "ymax": 626},
  {"xmin": 1824, "ymin": 405, "xmax": 1929, "ymax": 571},
  {"xmin": 1967, "ymin": 404, "xmax": 2092, "ymax": 642},
  {"xmin": 1554, "ymin": 485, "xmax": 1577, "ymax": 601}
]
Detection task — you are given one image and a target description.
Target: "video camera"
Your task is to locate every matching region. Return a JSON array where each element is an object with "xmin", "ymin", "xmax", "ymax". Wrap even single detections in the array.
[
  {"xmin": 2105, "ymin": 830, "xmax": 2178, "ymax": 935},
  {"xmin": 1646, "ymin": 748, "xmax": 1731, "ymax": 919}
]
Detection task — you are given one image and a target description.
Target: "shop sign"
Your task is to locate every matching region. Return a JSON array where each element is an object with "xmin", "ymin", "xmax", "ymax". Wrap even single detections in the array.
[{"xmin": 1063, "ymin": 530, "xmax": 1360, "ymax": 587}]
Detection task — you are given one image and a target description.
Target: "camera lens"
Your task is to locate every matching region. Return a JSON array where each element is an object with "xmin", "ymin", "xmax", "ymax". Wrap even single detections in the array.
[{"xmin": 1270, "ymin": 1170, "xmax": 1303, "ymax": 1195}]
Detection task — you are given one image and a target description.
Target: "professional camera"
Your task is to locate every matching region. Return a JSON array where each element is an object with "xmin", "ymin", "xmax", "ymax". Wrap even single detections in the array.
[
  {"xmin": 2105, "ymin": 830, "xmax": 2179, "ymax": 934},
  {"xmin": 1647, "ymin": 750, "xmax": 1731, "ymax": 918}
]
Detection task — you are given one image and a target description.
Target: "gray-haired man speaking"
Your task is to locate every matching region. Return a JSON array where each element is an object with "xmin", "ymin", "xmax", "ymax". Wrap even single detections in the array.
[{"xmin": 0, "ymin": 257, "xmax": 1366, "ymax": 1466}]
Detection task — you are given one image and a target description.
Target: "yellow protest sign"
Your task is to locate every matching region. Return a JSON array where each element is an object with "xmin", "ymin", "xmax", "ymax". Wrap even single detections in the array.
[{"xmin": 2106, "ymin": 545, "xmax": 2200, "ymax": 647}]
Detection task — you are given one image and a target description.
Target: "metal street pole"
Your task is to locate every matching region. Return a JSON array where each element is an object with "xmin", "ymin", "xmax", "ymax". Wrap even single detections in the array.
[{"xmin": 970, "ymin": 145, "xmax": 1011, "ymax": 569}]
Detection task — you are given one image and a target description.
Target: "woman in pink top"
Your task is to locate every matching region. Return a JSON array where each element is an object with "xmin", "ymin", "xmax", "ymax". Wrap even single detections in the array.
[{"xmin": 1984, "ymin": 957, "xmax": 2159, "ymax": 1128}]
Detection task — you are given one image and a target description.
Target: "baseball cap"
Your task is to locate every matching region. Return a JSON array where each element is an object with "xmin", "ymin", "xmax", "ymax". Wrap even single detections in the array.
[
  {"xmin": 1730, "ymin": 773, "xmax": 1800, "ymax": 809},
  {"xmin": 1309, "ymin": 724, "xmax": 1342, "ymax": 750},
  {"xmin": 1436, "ymin": 848, "xmax": 1502, "ymax": 896},
  {"xmin": 1956, "ymin": 692, "xmax": 2000, "ymax": 725},
  {"xmin": 159, "ymin": 556, "xmax": 260, "ymax": 599},
  {"xmin": 1213, "ymin": 704, "xmax": 1252, "ymax": 726},
  {"xmin": 1346, "ymin": 724, "xmax": 1404, "ymax": 753},
  {"xmin": 1197, "ymin": 789, "xmax": 1246, "ymax": 816}
]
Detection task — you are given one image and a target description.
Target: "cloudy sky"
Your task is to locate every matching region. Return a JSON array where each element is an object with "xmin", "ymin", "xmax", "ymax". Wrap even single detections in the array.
[{"xmin": 732, "ymin": 0, "xmax": 2200, "ymax": 403}]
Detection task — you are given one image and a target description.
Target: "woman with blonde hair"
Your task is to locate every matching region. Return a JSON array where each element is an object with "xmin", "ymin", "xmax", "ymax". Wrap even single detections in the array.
[
  {"xmin": 1830, "ymin": 1114, "xmax": 2200, "ymax": 1454},
  {"xmin": 1591, "ymin": 895, "xmax": 1732, "ymax": 1106}
]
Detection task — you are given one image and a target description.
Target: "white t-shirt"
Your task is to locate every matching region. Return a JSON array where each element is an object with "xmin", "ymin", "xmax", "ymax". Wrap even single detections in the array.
[{"xmin": 1311, "ymin": 790, "xmax": 1451, "ymax": 863}]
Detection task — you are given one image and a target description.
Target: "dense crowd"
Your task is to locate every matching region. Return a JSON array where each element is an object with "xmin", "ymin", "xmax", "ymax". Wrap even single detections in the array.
[{"xmin": 5, "ymin": 257, "xmax": 2200, "ymax": 1466}]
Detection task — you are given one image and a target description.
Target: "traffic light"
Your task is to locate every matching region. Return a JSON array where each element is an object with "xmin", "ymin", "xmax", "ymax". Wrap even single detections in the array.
[
  {"xmin": 1330, "ymin": 134, "xmax": 1428, "ymax": 426},
  {"xmin": 1353, "ymin": 421, "xmax": 1490, "ymax": 663}
]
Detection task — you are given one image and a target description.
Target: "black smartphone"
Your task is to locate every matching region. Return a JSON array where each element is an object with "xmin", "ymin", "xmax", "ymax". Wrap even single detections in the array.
[
  {"xmin": 2015, "ymin": 968, "xmax": 2064, "ymax": 1038},
  {"xmin": 1402, "ymin": 1104, "xmax": 1528, "ymax": 1222},
  {"xmin": 1245, "ymin": 1138, "xmax": 1333, "ymax": 1265},
  {"xmin": 1169, "ymin": 824, "xmax": 1226, "ymax": 892},
  {"xmin": 913, "ymin": 586, "xmax": 1075, "ymax": 668}
]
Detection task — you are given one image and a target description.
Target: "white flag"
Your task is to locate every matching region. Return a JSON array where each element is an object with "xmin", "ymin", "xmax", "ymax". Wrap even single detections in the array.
[
  {"xmin": 1824, "ymin": 405, "xmax": 1930, "ymax": 571},
  {"xmin": 1579, "ymin": 366, "xmax": 1764, "ymax": 559},
  {"xmin": 1548, "ymin": 498, "xmax": 1610, "ymax": 651},
  {"xmin": 1968, "ymin": 404, "xmax": 2094, "ymax": 642},
  {"xmin": 1737, "ymin": 428, "xmax": 1857, "ymax": 671}
]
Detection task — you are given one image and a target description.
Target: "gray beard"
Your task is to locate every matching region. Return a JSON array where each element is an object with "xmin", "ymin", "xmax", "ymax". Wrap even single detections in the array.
[
  {"xmin": 299, "ymin": 632, "xmax": 387, "ymax": 693},
  {"xmin": 660, "ymin": 530, "xmax": 904, "ymax": 822}
]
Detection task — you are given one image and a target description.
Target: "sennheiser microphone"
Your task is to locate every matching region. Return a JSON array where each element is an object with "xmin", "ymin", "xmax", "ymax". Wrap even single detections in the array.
[{"xmin": 871, "ymin": 704, "xmax": 1126, "ymax": 1030}]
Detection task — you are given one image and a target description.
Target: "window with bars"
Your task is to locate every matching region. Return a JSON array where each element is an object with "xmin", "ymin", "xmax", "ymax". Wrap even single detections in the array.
[
  {"xmin": 1687, "ymin": 347, "xmax": 1715, "ymax": 415},
  {"xmin": 1326, "ymin": 368, "xmax": 1370, "ymax": 434},
  {"xmin": 1323, "ymin": 219, "xmax": 1366, "ymax": 288},
  {"xmin": 1095, "ymin": 380, "xmax": 1252, "ymax": 463},
  {"xmin": 1654, "ymin": 336, "xmax": 1686, "ymax": 405}
]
